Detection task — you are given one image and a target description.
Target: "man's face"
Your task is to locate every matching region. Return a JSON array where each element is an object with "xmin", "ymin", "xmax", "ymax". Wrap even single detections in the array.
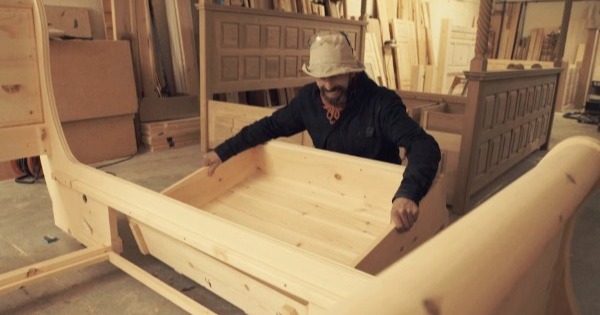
[{"xmin": 316, "ymin": 73, "xmax": 353, "ymax": 106}]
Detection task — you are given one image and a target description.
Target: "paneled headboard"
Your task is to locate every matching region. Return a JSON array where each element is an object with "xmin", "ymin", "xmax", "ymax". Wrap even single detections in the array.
[{"xmin": 197, "ymin": 1, "xmax": 367, "ymax": 151}]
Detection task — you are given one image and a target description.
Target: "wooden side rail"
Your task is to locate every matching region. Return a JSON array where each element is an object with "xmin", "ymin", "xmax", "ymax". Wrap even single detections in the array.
[{"xmin": 335, "ymin": 136, "xmax": 600, "ymax": 315}]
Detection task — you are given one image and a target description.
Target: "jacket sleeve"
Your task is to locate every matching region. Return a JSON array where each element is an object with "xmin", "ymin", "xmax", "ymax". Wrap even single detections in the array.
[
  {"xmin": 213, "ymin": 98, "xmax": 306, "ymax": 162},
  {"xmin": 378, "ymin": 92, "xmax": 441, "ymax": 204}
]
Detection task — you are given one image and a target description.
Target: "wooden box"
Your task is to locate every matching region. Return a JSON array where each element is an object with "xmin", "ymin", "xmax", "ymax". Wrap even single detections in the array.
[{"xmin": 129, "ymin": 141, "xmax": 448, "ymax": 314}]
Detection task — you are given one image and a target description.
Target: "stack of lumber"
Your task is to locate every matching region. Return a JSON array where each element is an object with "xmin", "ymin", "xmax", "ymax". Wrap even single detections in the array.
[
  {"xmin": 141, "ymin": 117, "xmax": 200, "ymax": 151},
  {"xmin": 362, "ymin": 0, "xmax": 434, "ymax": 91},
  {"xmin": 512, "ymin": 29, "xmax": 559, "ymax": 62}
]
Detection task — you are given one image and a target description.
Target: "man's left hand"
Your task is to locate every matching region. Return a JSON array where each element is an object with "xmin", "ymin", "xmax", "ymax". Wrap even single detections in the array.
[{"xmin": 390, "ymin": 197, "xmax": 419, "ymax": 232}]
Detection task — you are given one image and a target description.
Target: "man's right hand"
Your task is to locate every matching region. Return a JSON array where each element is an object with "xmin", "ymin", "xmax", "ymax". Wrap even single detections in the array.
[{"xmin": 202, "ymin": 151, "xmax": 222, "ymax": 176}]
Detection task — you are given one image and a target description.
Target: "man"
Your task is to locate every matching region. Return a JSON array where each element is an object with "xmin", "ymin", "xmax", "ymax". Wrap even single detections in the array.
[{"xmin": 203, "ymin": 32, "xmax": 440, "ymax": 232}]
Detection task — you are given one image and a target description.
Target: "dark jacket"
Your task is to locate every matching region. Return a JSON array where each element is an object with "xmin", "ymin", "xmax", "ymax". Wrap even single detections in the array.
[{"xmin": 214, "ymin": 72, "xmax": 441, "ymax": 204}]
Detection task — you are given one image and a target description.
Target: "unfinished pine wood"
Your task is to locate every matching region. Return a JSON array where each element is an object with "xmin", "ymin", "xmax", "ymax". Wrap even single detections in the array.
[
  {"xmin": 420, "ymin": 102, "xmax": 465, "ymax": 134},
  {"xmin": 165, "ymin": 0, "xmax": 199, "ymax": 96},
  {"xmin": 0, "ymin": 246, "xmax": 110, "ymax": 295},
  {"xmin": 207, "ymin": 100, "xmax": 304, "ymax": 148},
  {"xmin": 375, "ymin": 0, "xmax": 395, "ymax": 89},
  {"xmin": 391, "ymin": 18, "xmax": 418, "ymax": 91},
  {"xmin": 363, "ymin": 32, "xmax": 385, "ymax": 85},
  {"xmin": 530, "ymin": 28, "xmax": 546, "ymax": 61},
  {"xmin": 426, "ymin": 130, "xmax": 461, "ymax": 205},
  {"xmin": 159, "ymin": 140, "xmax": 447, "ymax": 274},
  {"xmin": 496, "ymin": 2, "xmax": 521, "ymax": 59},
  {"xmin": 45, "ymin": 5, "xmax": 93, "ymax": 39},
  {"xmin": 141, "ymin": 121, "xmax": 200, "ymax": 149},
  {"xmin": 366, "ymin": 18, "xmax": 386, "ymax": 85},
  {"xmin": 488, "ymin": 59, "xmax": 553, "ymax": 70},
  {"xmin": 353, "ymin": 177, "xmax": 448, "ymax": 274},
  {"xmin": 335, "ymin": 136, "xmax": 600, "ymax": 315},
  {"xmin": 108, "ymin": 253, "xmax": 217, "ymax": 315},
  {"xmin": 135, "ymin": 0, "xmax": 159, "ymax": 98},
  {"xmin": 436, "ymin": 19, "xmax": 476, "ymax": 94},
  {"xmin": 413, "ymin": 0, "xmax": 427, "ymax": 66}
]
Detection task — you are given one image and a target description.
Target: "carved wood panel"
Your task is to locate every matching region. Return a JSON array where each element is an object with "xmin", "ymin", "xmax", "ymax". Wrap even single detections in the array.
[
  {"xmin": 470, "ymin": 74, "xmax": 557, "ymax": 193},
  {"xmin": 204, "ymin": 6, "xmax": 365, "ymax": 93}
]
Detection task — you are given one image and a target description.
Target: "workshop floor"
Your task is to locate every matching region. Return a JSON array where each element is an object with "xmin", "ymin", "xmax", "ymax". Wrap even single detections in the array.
[{"xmin": 0, "ymin": 114, "xmax": 598, "ymax": 315}]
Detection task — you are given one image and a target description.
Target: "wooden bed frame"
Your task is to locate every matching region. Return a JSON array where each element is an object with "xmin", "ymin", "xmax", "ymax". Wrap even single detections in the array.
[{"xmin": 2, "ymin": 1, "xmax": 598, "ymax": 315}]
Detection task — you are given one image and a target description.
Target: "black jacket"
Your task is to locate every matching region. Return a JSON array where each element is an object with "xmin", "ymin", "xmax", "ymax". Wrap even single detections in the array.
[{"xmin": 214, "ymin": 72, "xmax": 441, "ymax": 204}]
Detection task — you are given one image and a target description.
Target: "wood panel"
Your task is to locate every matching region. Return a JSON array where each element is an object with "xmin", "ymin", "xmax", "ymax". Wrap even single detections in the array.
[
  {"xmin": 391, "ymin": 19, "xmax": 418, "ymax": 91},
  {"xmin": 454, "ymin": 68, "xmax": 561, "ymax": 213},
  {"xmin": 165, "ymin": 0, "xmax": 199, "ymax": 96},
  {"xmin": 45, "ymin": 5, "xmax": 92, "ymax": 39},
  {"xmin": 488, "ymin": 59, "xmax": 553, "ymax": 70},
  {"xmin": 207, "ymin": 100, "xmax": 305, "ymax": 148},
  {"xmin": 335, "ymin": 136, "xmax": 600, "ymax": 315},
  {"xmin": 436, "ymin": 19, "xmax": 476, "ymax": 94},
  {"xmin": 363, "ymin": 32, "xmax": 385, "ymax": 85},
  {"xmin": 0, "ymin": 7, "xmax": 43, "ymax": 129}
]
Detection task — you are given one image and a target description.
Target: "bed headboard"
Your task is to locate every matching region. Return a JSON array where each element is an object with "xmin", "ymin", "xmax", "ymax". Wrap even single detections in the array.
[{"xmin": 197, "ymin": 1, "xmax": 367, "ymax": 151}]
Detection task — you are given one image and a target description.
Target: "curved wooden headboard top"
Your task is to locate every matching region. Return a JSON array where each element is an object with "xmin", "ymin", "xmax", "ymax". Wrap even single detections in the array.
[{"xmin": 197, "ymin": 1, "xmax": 367, "ymax": 151}]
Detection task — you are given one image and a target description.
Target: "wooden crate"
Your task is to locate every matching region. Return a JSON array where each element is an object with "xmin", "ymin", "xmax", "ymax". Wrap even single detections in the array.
[{"xmin": 129, "ymin": 141, "xmax": 448, "ymax": 314}]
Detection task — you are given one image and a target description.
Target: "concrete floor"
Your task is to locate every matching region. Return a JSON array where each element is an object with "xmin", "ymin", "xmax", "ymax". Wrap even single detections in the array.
[{"xmin": 0, "ymin": 114, "xmax": 598, "ymax": 314}]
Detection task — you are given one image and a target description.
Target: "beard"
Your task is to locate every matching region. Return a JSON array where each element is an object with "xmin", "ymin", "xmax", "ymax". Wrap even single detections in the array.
[{"xmin": 320, "ymin": 86, "xmax": 348, "ymax": 106}]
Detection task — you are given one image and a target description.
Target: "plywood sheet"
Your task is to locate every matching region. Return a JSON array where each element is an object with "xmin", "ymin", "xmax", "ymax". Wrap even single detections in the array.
[{"xmin": 50, "ymin": 40, "xmax": 138, "ymax": 122}]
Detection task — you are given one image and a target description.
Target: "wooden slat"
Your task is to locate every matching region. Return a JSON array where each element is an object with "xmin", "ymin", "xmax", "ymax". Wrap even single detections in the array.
[
  {"xmin": 353, "ymin": 178, "xmax": 448, "ymax": 275},
  {"xmin": 363, "ymin": 32, "xmax": 385, "ymax": 85},
  {"xmin": 336, "ymin": 137, "xmax": 600, "ymax": 315},
  {"xmin": 0, "ymin": 247, "xmax": 109, "ymax": 295},
  {"xmin": 0, "ymin": 7, "xmax": 43, "ymax": 128},
  {"xmin": 391, "ymin": 19, "xmax": 418, "ymax": 91},
  {"xmin": 109, "ymin": 253, "xmax": 217, "ymax": 315},
  {"xmin": 0, "ymin": 124, "xmax": 47, "ymax": 163},
  {"xmin": 436, "ymin": 19, "xmax": 476, "ymax": 93},
  {"xmin": 203, "ymin": 174, "xmax": 380, "ymax": 265},
  {"xmin": 375, "ymin": 0, "xmax": 394, "ymax": 88}
]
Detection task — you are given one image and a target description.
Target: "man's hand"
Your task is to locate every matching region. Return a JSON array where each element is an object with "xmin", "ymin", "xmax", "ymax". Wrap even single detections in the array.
[
  {"xmin": 202, "ymin": 151, "xmax": 222, "ymax": 176},
  {"xmin": 390, "ymin": 197, "xmax": 419, "ymax": 232}
]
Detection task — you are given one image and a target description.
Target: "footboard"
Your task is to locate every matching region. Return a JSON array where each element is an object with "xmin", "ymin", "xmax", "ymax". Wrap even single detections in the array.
[{"xmin": 454, "ymin": 68, "xmax": 561, "ymax": 213}]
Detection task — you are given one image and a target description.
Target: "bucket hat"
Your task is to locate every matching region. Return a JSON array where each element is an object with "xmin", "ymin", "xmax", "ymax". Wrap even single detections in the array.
[{"xmin": 301, "ymin": 32, "xmax": 365, "ymax": 78}]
